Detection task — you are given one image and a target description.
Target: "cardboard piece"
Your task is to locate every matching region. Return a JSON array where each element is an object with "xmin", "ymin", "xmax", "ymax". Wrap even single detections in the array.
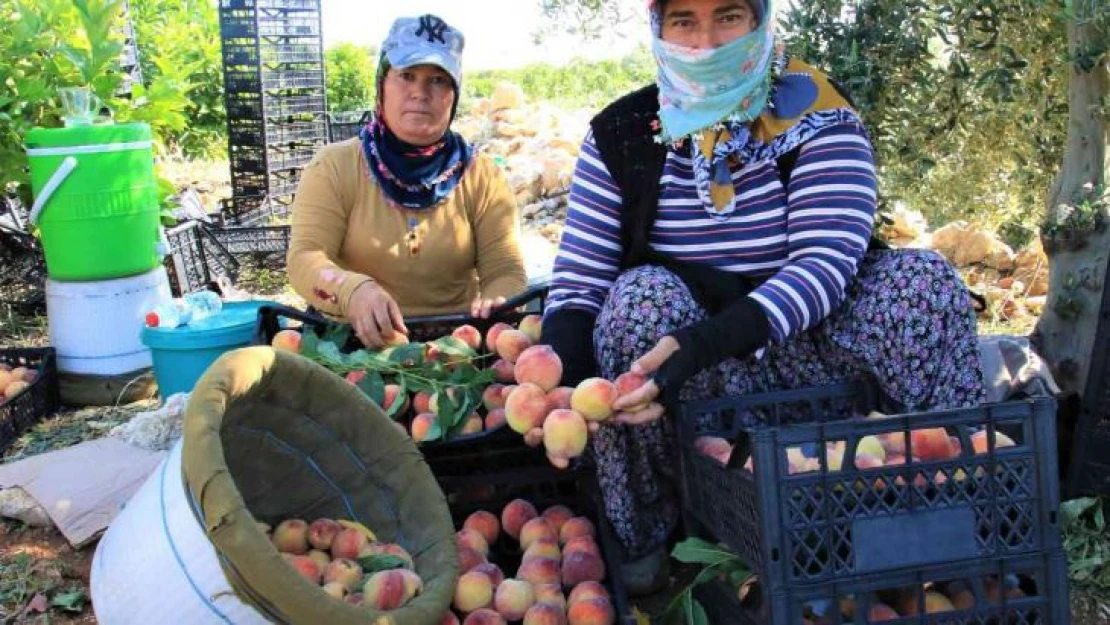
[{"xmin": 0, "ymin": 438, "xmax": 165, "ymax": 548}]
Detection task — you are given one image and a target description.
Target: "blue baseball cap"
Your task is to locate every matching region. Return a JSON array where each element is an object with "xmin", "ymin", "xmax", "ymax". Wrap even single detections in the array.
[{"xmin": 380, "ymin": 14, "xmax": 465, "ymax": 88}]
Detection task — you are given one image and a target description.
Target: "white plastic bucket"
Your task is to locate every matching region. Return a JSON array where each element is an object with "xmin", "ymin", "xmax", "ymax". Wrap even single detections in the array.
[
  {"xmin": 46, "ymin": 266, "xmax": 171, "ymax": 375},
  {"xmin": 90, "ymin": 440, "xmax": 268, "ymax": 625}
]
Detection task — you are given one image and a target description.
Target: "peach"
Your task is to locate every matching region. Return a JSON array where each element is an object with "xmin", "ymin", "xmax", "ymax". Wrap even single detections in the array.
[
  {"xmin": 559, "ymin": 517, "xmax": 595, "ymax": 545},
  {"xmin": 463, "ymin": 608, "xmax": 507, "ymax": 625},
  {"xmin": 519, "ymin": 517, "xmax": 558, "ymax": 551},
  {"xmin": 948, "ymin": 585, "xmax": 975, "ymax": 610},
  {"xmin": 868, "ymin": 603, "xmax": 899, "ymax": 621},
  {"xmin": 855, "ymin": 453, "xmax": 883, "ymax": 469},
  {"xmin": 567, "ymin": 596, "xmax": 615, "ymax": 625},
  {"xmin": 563, "ymin": 536, "xmax": 601, "ymax": 559},
  {"xmin": 924, "ymin": 591, "xmax": 955, "ymax": 613},
  {"xmin": 381, "ymin": 384, "xmax": 410, "ymax": 415},
  {"xmin": 485, "ymin": 408, "xmax": 507, "ymax": 430},
  {"xmin": 453, "ymin": 324, "xmax": 484, "ymax": 351},
  {"xmin": 857, "ymin": 435, "xmax": 887, "ymax": 463},
  {"xmin": 414, "ymin": 391, "xmax": 433, "ymax": 414},
  {"xmin": 383, "ymin": 331, "xmax": 410, "ymax": 347},
  {"xmin": 441, "ymin": 613, "xmax": 461, "ymax": 625},
  {"xmin": 459, "ymin": 546, "xmax": 488, "ymax": 573},
  {"xmin": 502, "ymin": 499, "xmax": 539, "ymax": 540},
  {"xmin": 541, "ymin": 505, "xmax": 575, "ymax": 534},
  {"xmin": 501, "ymin": 385, "xmax": 517, "ymax": 400},
  {"xmin": 8, "ymin": 367, "xmax": 26, "ymax": 381},
  {"xmin": 970, "ymin": 430, "xmax": 1016, "ymax": 454},
  {"xmin": 483, "ymin": 384, "xmax": 507, "ymax": 410},
  {"xmin": 534, "ymin": 583, "xmax": 567, "ymax": 610},
  {"xmin": 492, "ymin": 359, "xmax": 516, "ymax": 383},
  {"xmin": 518, "ymin": 314, "xmax": 543, "ymax": 343},
  {"xmin": 399, "ymin": 568, "xmax": 425, "ymax": 597},
  {"xmin": 486, "ymin": 322, "xmax": 513, "ymax": 352},
  {"xmin": 286, "ymin": 554, "xmax": 322, "ymax": 584},
  {"xmin": 322, "ymin": 581, "xmax": 348, "ymax": 599},
  {"xmin": 562, "ymin": 550, "xmax": 606, "ymax": 586},
  {"xmin": 911, "ymin": 428, "xmax": 955, "ymax": 461},
  {"xmin": 570, "ymin": 378, "xmax": 620, "ymax": 422},
  {"xmin": 524, "ymin": 602, "xmax": 568, "ymax": 625},
  {"xmin": 324, "ymin": 558, "xmax": 363, "ymax": 590},
  {"xmin": 547, "ymin": 387, "xmax": 575, "ymax": 410},
  {"xmin": 472, "ymin": 562, "xmax": 506, "ymax": 588},
  {"xmin": 517, "ymin": 556, "xmax": 561, "ymax": 586},
  {"xmin": 567, "ymin": 581, "xmax": 609, "ymax": 606},
  {"xmin": 460, "ymin": 414, "xmax": 484, "ymax": 435},
  {"xmin": 543, "ymin": 409, "xmax": 589, "ymax": 459},
  {"xmin": 505, "ymin": 383, "xmax": 551, "ymax": 434},
  {"xmin": 330, "ymin": 528, "xmax": 369, "ymax": 560},
  {"xmin": 514, "ymin": 345, "xmax": 564, "ymax": 392},
  {"xmin": 4, "ymin": 379, "xmax": 30, "ymax": 399},
  {"xmin": 346, "ymin": 370, "xmax": 366, "ymax": 385},
  {"xmin": 273, "ymin": 519, "xmax": 309, "ymax": 554},
  {"xmin": 307, "ymin": 549, "xmax": 331, "ymax": 571},
  {"xmin": 458, "ymin": 528, "xmax": 491, "ymax": 557},
  {"xmin": 364, "ymin": 569, "xmax": 418, "ymax": 610},
  {"xmin": 524, "ymin": 538, "xmax": 562, "ymax": 563},
  {"xmin": 411, "ymin": 412, "xmax": 439, "ymax": 441},
  {"xmin": 464, "ymin": 510, "xmax": 501, "ymax": 546},
  {"xmin": 879, "ymin": 431, "xmax": 907, "ymax": 455},
  {"xmin": 308, "ymin": 518, "xmax": 341, "ymax": 551},
  {"xmin": 495, "ymin": 578, "xmax": 536, "ymax": 620},
  {"xmin": 0, "ymin": 370, "xmax": 11, "ymax": 391},
  {"xmin": 454, "ymin": 570, "xmax": 495, "ymax": 613},
  {"xmin": 271, "ymin": 329, "xmax": 302, "ymax": 353},
  {"xmin": 496, "ymin": 329, "xmax": 533, "ymax": 363},
  {"xmin": 614, "ymin": 371, "xmax": 650, "ymax": 411}
]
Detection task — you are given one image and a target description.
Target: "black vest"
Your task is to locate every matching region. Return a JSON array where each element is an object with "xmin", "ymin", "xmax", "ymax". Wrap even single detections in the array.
[{"xmin": 588, "ymin": 84, "xmax": 887, "ymax": 314}]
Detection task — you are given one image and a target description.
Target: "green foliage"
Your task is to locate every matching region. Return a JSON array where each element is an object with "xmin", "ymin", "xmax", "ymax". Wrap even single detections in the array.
[
  {"xmin": 1062, "ymin": 497, "xmax": 1110, "ymax": 590},
  {"xmin": 664, "ymin": 538, "xmax": 752, "ymax": 625},
  {"xmin": 127, "ymin": 0, "xmax": 225, "ymax": 158},
  {"xmin": 461, "ymin": 47, "xmax": 656, "ymax": 110},
  {"xmin": 298, "ymin": 325, "xmax": 494, "ymax": 442},
  {"xmin": 326, "ymin": 42, "xmax": 377, "ymax": 114}
]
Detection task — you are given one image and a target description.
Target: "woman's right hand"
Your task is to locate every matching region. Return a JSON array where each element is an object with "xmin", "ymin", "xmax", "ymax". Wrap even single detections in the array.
[{"xmin": 347, "ymin": 280, "xmax": 408, "ymax": 349}]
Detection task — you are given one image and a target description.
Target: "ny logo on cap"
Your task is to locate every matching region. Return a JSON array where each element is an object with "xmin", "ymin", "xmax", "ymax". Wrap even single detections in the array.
[{"xmin": 415, "ymin": 15, "xmax": 447, "ymax": 44}]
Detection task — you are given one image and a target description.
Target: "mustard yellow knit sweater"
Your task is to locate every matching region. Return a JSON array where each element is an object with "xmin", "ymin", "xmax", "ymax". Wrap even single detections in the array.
[{"xmin": 287, "ymin": 139, "xmax": 526, "ymax": 318}]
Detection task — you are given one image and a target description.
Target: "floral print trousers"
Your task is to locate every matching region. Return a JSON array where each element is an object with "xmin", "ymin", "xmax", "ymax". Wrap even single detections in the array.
[{"xmin": 589, "ymin": 249, "xmax": 986, "ymax": 557}]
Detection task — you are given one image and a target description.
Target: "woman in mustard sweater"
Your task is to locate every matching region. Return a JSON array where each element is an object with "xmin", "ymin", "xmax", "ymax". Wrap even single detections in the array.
[{"xmin": 288, "ymin": 14, "xmax": 526, "ymax": 347}]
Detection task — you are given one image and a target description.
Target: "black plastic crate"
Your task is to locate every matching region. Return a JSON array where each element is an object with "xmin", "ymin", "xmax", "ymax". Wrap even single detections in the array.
[
  {"xmin": 442, "ymin": 466, "xmax": 636, "ymax": 624},
  {"xmin": 0, "ymin": 223, "xmax": 47, "ymax": 313},
  {"xmin": 1067, "ymin": 258, "xmax": 1110, "ymax": 497},
  {"xmin": 267, "ymin": 144, "xmax": 319, "ymax": 171},
  {"xmin": 677, "ymin": 379, "xmax": 1063, "ymax": 594},
  {"xmin": 0, "ymin": 348, "xmax": 60, "ymax": 453},
  {"xmin": 329, "ymin": 110, "xmax": 371, "ymax": 143},
  {"xmin": 221, "ymin": 0, "xmax": 320, "ymax": 10},
  {"xmin": 265, "ymin": 119, "xmax": 327, "ymax": 145},
  {"xmin": 695, "ymin": 550, "xmax": 1068, "ymax": 624},
  {"xmin": 252, "ymin": 285, "xmax": 550, "ymax": 465}
]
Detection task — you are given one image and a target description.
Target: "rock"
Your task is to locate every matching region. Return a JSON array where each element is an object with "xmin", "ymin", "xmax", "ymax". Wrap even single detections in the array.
[
  {"xmin": 0, "ymin": 488, "xmax": 52, "ymax": 527},
  {"xmin": 879, "ymin": 205, "xmax": 928, "ymax": 244},
  {"xmin": 1012, "ymin": 238, "xmax": 1050, "ymax": 296},
  {"xmin": 931, "ymin": 221, "xmax": 1015, "ymax": 270},
  {"xmin": 491, "ymin": 82, "xmax": 527, "ymax": 111}
]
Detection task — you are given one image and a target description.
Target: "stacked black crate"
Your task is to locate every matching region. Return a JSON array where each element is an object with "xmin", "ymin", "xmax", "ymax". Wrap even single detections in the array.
[{"xmin": 219, "ymin": 0, "xmax": 328, "ymax": 225}]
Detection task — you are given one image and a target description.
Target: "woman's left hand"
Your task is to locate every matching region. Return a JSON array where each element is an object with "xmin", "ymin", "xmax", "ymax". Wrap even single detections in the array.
[
  {"xmin": 470, "ymin": 296, "xmax": 507, "ymax": 319},
  {"xmin": 610, "ymin": 336, "xmax": 682, "ymax": 425}
]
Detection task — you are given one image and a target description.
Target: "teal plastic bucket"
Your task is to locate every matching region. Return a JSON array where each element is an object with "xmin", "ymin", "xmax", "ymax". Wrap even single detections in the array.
[{"xmin": 140, "ymin": 300, "xmax": 278, "ymax": 397}]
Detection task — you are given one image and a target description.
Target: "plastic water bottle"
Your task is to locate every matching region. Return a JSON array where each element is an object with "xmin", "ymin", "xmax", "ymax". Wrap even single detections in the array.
[
  {"xmin": 145, "ymin": 299, "xmax": 193, "ymax": 328},
  {"xmin": 183, "ymin": 290, "xmax": 222, "ymax": 323},
  {"xmin": 144, "ymin": 292, "xmax": 222, "ymax": 328}
]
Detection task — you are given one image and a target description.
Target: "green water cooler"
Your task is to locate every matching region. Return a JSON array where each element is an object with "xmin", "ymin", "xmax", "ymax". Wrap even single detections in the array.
[{"xmin": 25, "ymin": 123, "xmax": 164, "ymax": 281}]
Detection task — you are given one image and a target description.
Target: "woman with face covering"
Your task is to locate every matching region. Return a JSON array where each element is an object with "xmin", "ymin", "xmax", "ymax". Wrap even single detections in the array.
[
  {"xmin": 288, "ymin": 15, "xmax": 526, "ymax": 348},
  {"xmin": 539, "ymin": 0, "xmax": 985, "ymax": 593}
]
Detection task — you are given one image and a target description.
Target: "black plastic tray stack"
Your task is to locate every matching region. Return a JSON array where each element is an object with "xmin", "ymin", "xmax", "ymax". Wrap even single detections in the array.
[
  {"xmin": 218, "ymin": 0, "xmax": 328, "ymax": 225},
  {"xmin": 328, "ymin": 110, "xmax": 370, "ymax": 143}
]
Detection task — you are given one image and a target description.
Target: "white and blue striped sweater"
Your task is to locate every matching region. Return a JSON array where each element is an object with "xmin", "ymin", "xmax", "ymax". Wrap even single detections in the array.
[{"xmin": 545, "ymin": 121, "xmax": 878, "ymax": 345}]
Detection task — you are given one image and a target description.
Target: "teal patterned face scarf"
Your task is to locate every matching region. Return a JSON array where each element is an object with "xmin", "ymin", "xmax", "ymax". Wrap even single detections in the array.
[{"xmin": 651, "ymin": 1, "xmax": 775, "ymax": 143}]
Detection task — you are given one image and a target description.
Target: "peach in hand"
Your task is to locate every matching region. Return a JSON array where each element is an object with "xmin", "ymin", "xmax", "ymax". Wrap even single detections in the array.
[
  {"xmin": 514, "ymin": 345, "xmax": 564, "ymax": 392},
  {"xmin": 614, "ymin": 372, "xmax": 651, "ymax": 411},
  {"xmin": 570, "ymin": 378, "xmax": 620, "ymax": 422}
]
